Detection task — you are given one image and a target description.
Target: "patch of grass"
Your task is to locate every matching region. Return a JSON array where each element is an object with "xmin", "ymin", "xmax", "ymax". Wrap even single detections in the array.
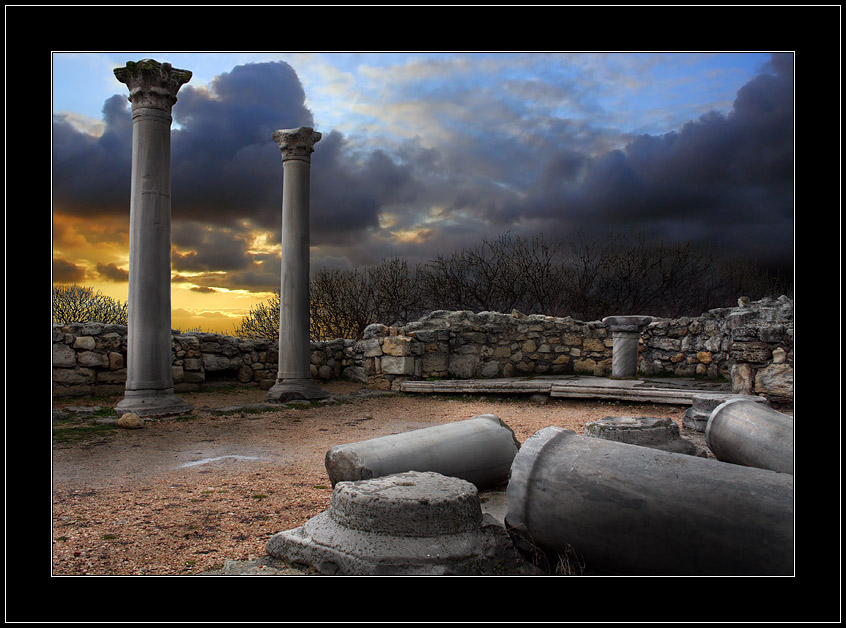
[{"xmin": 52, "ymin": 422, "xmax": 119, "ymax": 446}]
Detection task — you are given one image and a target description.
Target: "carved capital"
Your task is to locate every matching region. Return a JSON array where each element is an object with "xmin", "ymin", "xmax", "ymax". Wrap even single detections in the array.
[
  {"xmin": 272, "ymin": 127, "xmax": 322, "ymax": 162},
  {"xmin": 114, "ymin": 59, "xmax": 192, "ymax": 112}
]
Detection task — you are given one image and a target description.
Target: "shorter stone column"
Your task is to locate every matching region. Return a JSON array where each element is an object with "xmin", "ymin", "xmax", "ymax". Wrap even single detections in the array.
[
  {"xmin": 267, "ymin": 127, "xmax": 329, "ymax": 402},
  {"xmin": 602, "ymin": 315, "xmax": 653, "ymax": 378}
]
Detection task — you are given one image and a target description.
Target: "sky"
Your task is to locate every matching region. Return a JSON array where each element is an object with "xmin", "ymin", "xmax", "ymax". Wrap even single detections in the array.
[{"xmin": 51, "ymin": 51, "xmax": 795, "ymax": 334}]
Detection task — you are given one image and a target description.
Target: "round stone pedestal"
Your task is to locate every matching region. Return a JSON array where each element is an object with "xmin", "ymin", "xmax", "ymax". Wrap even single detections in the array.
[
  {"xmin": 585, "ymin": 415, "xmax": 706, "ymax": 457},
  {"xmin": 266, "ymin": 471, "xmax": 534, "ymax": 575}
]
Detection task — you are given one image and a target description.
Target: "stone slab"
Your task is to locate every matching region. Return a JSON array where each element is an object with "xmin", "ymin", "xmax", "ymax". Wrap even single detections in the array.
[{"xmin": 401, "ymin": 376, "xmax": 728, "ymax": 405}]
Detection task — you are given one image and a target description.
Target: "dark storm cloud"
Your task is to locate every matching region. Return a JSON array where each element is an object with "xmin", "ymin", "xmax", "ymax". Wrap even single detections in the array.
[
  {"xmin": 53, "ymin": 54, "xmax": 794, "ymax": 286},
  {"xmin": 518, "ymin": 53, "xmax": 794, "ymax": 272},
  {"xmin": 95, "ymin": 262, "xmax": 129, "ymax": 282},
  {"xmin": 52, "ymin": 94, "xmax": 133, "ymax": 214},
  {"xmin": 53, "ymin": 258, "xmax": 86, "ymax": 283}
]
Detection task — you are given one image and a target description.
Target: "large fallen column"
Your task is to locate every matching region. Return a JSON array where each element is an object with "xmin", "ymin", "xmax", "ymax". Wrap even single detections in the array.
[
  {"xmin": 506, "ymin": 426, "xmax": 794, "ymax": 575},
  {"xmin": 324, "ymin": 414, "xmax": 520, "ymax": 489},
  {"xmin": 682, "ymin": 392, "xmax": 768, "ymax": 432},
  {"xmin": 705, "ymin": 398, "xmax": 794, "ymax": 474}
]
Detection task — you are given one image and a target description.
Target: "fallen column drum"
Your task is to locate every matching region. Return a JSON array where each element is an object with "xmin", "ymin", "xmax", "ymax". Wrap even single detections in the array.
[
  {"xmin": 506, "ymin": 426, "xmax": 794, "ymax": 575},
  {"xmin": 325, "ymin": 414, "xmax": 521, "ymax": 489},
  {"xmin": 706, "ymin": 398, "xmax": 794, "ymax": 474}
]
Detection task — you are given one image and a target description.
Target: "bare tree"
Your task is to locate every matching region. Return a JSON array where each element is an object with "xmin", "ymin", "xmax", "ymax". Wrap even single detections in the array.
[
  {"xmin": 52, "ymin": 284, "xmax": 128, "ymax": 325},
  {"xmin": 233, "ymin": 291, "xmax": 280, "ymax": 341}
]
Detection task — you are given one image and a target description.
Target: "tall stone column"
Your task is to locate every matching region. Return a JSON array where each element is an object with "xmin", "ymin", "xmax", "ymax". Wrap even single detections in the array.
[
  {"xmin": 267, "ymin": 127, "xmax": 329, "ymax": 402},
  {"xmin": 114, "ymin": 59, "xmax": 193, "ymax": 417},
  {"xmin": 601, "ymin": 315, "xmax": 653, "ymax": 379}
]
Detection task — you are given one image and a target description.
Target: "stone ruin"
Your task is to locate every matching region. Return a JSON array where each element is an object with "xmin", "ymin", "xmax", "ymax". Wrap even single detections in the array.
[{"xmin": 264, "ymin": 397, "xmax": 794, "ymax": 576}]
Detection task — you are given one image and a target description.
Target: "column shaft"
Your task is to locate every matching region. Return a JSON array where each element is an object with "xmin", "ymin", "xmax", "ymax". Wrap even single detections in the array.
[
  {"xmin": 114, "ymin": 59, "xmax": 192, "ymax": 417},
  {"xmin": 268, "ymin": 127, "xmax": 329, "ymax": 402}
]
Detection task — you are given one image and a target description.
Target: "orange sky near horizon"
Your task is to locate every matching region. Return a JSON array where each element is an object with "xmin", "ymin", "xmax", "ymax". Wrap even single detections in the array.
[{"xmin": 52, "ymin": 212, "xmax": 276, "ymax": 335}]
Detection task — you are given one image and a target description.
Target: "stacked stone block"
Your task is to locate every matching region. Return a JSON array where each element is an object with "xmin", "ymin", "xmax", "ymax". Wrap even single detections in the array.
[
  {"xmin": 52, "ymin": 324, "xmax": 358, "ymax": 398},
  {"xmin": 52, "ymin": 296, "xmax": 793, "ymax": 403},
  {"xmin": 639, "ymin": 295, "xmax": 793, "ymax": 402},
  {"xmin": 355, "ymin": 310, "xmax": 614, "ymax": 391}
]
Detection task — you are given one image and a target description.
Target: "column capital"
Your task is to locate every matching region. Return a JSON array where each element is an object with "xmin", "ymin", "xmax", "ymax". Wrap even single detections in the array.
[
  {"xmin": 114, "ymin": 59, "xmax": 192, "ymax": 112},
  {"xmin": 272, "ymin": 127, "xmax": 322, "ymax": 162}
]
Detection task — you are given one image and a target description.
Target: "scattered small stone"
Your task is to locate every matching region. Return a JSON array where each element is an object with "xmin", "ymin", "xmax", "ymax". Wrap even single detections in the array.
[{"xmin": 117, "ymin": 413, "xmax": 145, "ymax": 429}]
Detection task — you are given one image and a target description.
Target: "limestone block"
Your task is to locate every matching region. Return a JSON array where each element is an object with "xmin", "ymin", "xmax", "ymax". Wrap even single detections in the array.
[
  {"xmin": 72, "ymin": 336, "xmax": 96, "ymax": 350},
  {"xmin": 381, "ymin": 355, "xmax": 416, "ymax": 375},
  {"xmin": 696, "ymin": 351, "xmax": 714, "ymax": 364},
  {"xmin": 77, "ymin": 351, "xmax": 109, "ymax": 368},
  {"xmin": 54, "ymin": 367, "xmax": 95, "ymax": 384},
  {"xmin": 730, "ymin": 341, "xmax": 772, "ymax": 363},
  {"xmin": 582, "ymin": 338, "xmax": 606, "ymax": 353},
  {"xmin": 237, "ymin": 364, "xmax": 253, "ymax": 383},
  {"xmin": 480, "ymin": 361, "xmax": 501, "ymax": 378},
  {"xmin": 96, "ymin": 369, "xmax": 127, "ymax": 383},
  {"xmin": 421, "ymin": 352, "xmax": 448, "ymax": 372},
  {"xmin": 357, "ymin": 338, "xmax": 383, "ymax": 357},
  {"xmin": 448, "ymin": 354, "xmax": 478, "ymax": 379},
  {"xmin": 118, "ymin": 413, "xmax": 145, "ymax": 429},
  {"xmin": 202, "ymin": 354, "xmax": 230, "ymax": 372},
  {"xmin": 754, "ymin": 363, "xmax": 793, "ymax": 400},
  {"xmin": 183, "ymin": 357, "xmax": 202, "ymax": 371},
  {"xmin": 651, "ymin": 337, "xmax": 681, "ymax": 351},
  {"xmin": 53, "ymin": 344, "xmax": 77, "ymax": 368},
  {"xmin": 108, "ymin": 352, "xmax": 124, "ymax": 370},
  {"xmin": 730, "ymin": 363, "xmax": 755, "ymax": 395}
]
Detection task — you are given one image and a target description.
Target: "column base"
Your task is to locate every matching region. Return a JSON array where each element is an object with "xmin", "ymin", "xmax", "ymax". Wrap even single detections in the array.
[
  {"xmin": 116, "ymin": 389, "xmax": 193, "ymax": 417},
  {"xmin": 267, "ymin": 378, "xmax": 331, "ymax": 403}
]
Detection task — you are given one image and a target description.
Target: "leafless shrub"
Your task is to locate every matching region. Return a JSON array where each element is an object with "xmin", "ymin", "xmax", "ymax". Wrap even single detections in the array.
[
  {"xmin": 232, "ymin": 291, "xmax": 280, "ymax": 341},
  {"xmin": 52, "ymin": 284, "xmax": 128, "ymax": 326}
]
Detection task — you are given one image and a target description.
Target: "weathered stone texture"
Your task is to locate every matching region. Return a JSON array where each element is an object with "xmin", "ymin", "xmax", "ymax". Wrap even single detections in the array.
[{"xmin": 51, "ymin": 296, "xmax": 792, "ymax": 403}]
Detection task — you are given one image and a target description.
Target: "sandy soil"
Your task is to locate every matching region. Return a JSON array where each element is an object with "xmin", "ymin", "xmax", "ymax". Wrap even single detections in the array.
[{"xmin": 51, "ymin": 381, "xmax": 695, "ymax": 576}]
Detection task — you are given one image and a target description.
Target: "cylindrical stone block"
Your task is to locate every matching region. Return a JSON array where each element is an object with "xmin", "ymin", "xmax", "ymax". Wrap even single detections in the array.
[
  {"xmin": 506, "ymin": 426, "xmax": 794, "ymax": 575},
  {"xmin": 602, "ymin": 315, "xmax": 653, "ymax": 379},
  {"xmin": 266, "ymin": 471, "xmax": 533, "ymax": 575},
  {"xmin": 325, "ymin": 414, "xmax": 521, "ymax": 489},
  {"xmin": 610, "ymin": 331, "xmax": 640, "ymax": 378},
  {"xmin": 706, "ymin": 398, "xmax": 794, "ymax": 474}
]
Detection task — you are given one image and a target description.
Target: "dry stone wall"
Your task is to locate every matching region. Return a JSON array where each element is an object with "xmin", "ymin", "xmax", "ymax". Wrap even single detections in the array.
[
  {"xmin": 52, "ymin": 323, "xmax": 357, "ymax": 398},
  {"xmin": 52, "ymin": 296, "xmax": 793, "ymax": 403}
]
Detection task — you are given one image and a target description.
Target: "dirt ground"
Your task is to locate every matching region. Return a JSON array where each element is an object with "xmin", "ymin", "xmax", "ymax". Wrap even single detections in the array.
[{"xmin": 51, "ymin": 381, "xmax": 699, "ymax": 576}]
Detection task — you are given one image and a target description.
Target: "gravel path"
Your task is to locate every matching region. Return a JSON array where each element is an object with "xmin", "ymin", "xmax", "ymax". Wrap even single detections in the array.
[{"xmin": 52, "ymin": 381, "xmax": 699, "ymax": 576}]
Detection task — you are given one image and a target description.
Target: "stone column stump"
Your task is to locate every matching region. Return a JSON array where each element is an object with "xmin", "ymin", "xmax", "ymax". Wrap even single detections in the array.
[{"xmin": 602, "ymin": 315, "xmax": 653, "ymax": 378}]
